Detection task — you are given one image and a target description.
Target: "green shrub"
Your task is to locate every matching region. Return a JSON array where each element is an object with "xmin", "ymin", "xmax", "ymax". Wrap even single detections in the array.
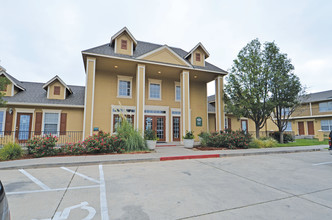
[
  {"xmin": 249, "ymin": 138, "xmax": 278, "ymax": 148},
  {"xmin": 203, "ymin": 130, "xmax": 251, "ymax": 149},
  {"xmin": 82, "ymin": 131, "xmax": 126, "ymax": 154},
  {"xmin": 0, "ymin": 143, "xmax": 23, "ymax": 160},
  {"xmin": 144, "ymin": 129, "xmax": 157, "ymax": 140},
  {"xmin": 61, "ymin": 142, "xmax": 86, "ymax": 155},
  {"xmin": 27, "ymin": 134, "xmax": 58, "ymax": 157},
  {"xmin": 116, "ymin": 115, "xmax": 147, "ymax": 151},
  {"xmin": 183, "ymin": 131, "xmax": 194, "ymax": 139},
  {"xmin": 270, "ymin": 131, "xmax": 294, "ymax": 143}
]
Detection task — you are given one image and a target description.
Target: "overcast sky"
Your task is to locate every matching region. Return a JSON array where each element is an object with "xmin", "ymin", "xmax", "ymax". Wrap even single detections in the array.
[{"xmin": 1, "ymin": 0, "xmax": 331, "ymax": 96}]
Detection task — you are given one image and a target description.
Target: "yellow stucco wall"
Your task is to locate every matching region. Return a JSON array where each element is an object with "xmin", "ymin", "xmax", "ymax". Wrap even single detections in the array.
[
  {"xmin": 143, "ymin": 48, "xmax": 188, "ymax": 66},
  {"xmin": 208, "ymin": 113, "xmax": 216, "ymax": 132},
  {"xmin": 115, "ymin": 33, "xmax": 133, "ymax": 56},
  {"xmin": 93, "ymin": 69, "xmax": 136, "ymax": 133},
  {"xmin": 190, "ymin": 81, "xmax": 207, "ymax": 141},
  {"xmin": 192, "ymin": 48, "xmax": 205, "ymax": 67},
  {"xmin": 2, "ymin": 83, "xmax": 13, "ymax": 96},
  {"xmin": 48, "ymin": 81, "xmax": 66, "ymax": 100}
]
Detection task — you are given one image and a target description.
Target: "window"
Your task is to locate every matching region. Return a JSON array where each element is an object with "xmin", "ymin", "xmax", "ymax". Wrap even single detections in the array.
[
  {"xmin": 113, "ymin": 115, "xmax": 134, "ymax": 132},
  {"xmin": 121, "ymin": 40, "xmax": 127, "ymax": 50},
  {"xmin": 195, "ymin": 53, "xmax": 201, "ymax": 62},
  {"xmin": 0, "ymin": 111, "xmax": 5, "ymax": 135},
  {"xmin": 44, "ymin": 113, "xmax": 59, "ymax": 135},
  {"xmin": 285, "ymin": 121, "xmax": 292, "ymax": 131},
  {"xmin": 319, "ymin": 101, "xmax": 332, "ymax": 112},
  {"xmin": 321, "ymin": 120, "xmax": 332, "ymax": 131},
  {"xmin": 117, "ymin": 76, "xmax": 132, "ymax": 98},
  {"xmin": 149, "ymin": 79, "xmax": 161, "ymax": 100},
  {"xmin": 175, "ymin": 85, "xmax": 181, "ymax": 101},
  {"xmin": 54, "ymin": 86, "xmax": 60, "ymax": 95}
]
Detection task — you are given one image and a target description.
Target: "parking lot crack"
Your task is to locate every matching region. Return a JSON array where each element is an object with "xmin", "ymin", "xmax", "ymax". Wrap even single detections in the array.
[{"xmin": 51, "ymin": 166, "xmax": 80, "ymax": 219}]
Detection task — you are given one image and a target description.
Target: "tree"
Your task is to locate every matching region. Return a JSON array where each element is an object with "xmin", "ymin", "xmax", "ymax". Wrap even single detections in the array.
[
  {"xmin": 225, "ymin": 39, "xmax": 275, "ymax": 138},
  {"xmin": 264, "ymin": 42, "xmax": 305, "ymax": 143},
  {"xmin": 0, "ymin": 67, "xmax": 10, "ymax": 107}
]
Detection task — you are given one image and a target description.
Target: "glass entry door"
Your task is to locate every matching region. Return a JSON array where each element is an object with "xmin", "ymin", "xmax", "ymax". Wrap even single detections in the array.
[
  {"xmin": 173, "ymin": 117, "xmax": 180, "ymax": 141},
  {"xmin": 145, "ymin": 116, "xmax": 166, "ymax": 142},
  {"xmin": 16, "ymin": 113, "xmax": 33, "ymax": 142}
]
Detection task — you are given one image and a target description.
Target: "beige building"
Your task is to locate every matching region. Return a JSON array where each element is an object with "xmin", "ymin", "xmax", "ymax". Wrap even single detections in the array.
[{"xmin": 0, "ymin": 27, "xmax": 228, "ymax": 144}]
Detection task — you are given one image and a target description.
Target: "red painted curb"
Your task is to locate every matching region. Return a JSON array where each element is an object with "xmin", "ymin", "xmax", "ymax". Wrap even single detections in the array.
[
  {"xmin": 156, "ymin": 145, "xmax": 177, "ymax": 147},
  {"xmin": 160, "ymin": 154, "xmax": 220, "ymax": 161}
]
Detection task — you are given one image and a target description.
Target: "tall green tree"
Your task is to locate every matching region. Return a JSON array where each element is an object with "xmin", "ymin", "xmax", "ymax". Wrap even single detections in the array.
[
  {"xmin": 264, "ymin": 42, "xmax": 304, "ymax": 143},
  {"xmin": 225, "ymin": 39, "xmax": 274, "ymax": 138},
  {"xmin": 0, "ymin": 68, "xmax": 10, "ymax": 107}
]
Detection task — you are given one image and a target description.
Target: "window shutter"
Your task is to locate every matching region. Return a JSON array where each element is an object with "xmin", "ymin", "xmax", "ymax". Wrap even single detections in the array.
[
  {"xmin": 60, "ymin": 113, "xmax": 67, "ymax": 135},
  {"xmin": 35, "ymin": 112, "xmax": 43, "ymax": 135},
  {"xmin": 54, "ymin": 86, "xmax": 60, "ymax": 95},
  {"xmin": 4, "ymin": 111, "xmax": 13, "ymax": 135}
]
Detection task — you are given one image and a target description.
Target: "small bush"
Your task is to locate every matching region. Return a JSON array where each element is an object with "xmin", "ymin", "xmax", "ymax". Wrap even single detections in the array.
[
  {"xmin": 183, "ymin": 131, "xmax": 194, "ymax": 139},
  {"xmin": 114, "ymin": 116, "xmax": 147, "ymax": 151},
  {"xmin": 144, "ymin": 129, "xmax": 157, "ymax": 140},
  {"xmin": 27, "ymin": 134, "xmax": 58, "ymax": 157},
  {"xmin": 270, "ymin": 131, "xmax": 294, "ymax": 143},
  {"xmin": 249, "ymin": 138, "xmax": 278, "ymax": 148},
  {"xmin": 0, "ymin": 143, "xmax": 23, "ymax": 161},
  {"xmin": 203, "ymin": 130, "xmax": 251, "ymax": 149},
  {"xmin": 62, "ymin": 142, "xmax": 86, "ymax": 155},
  {"xmin": 82, "ymin": 131, "xmax": 126, "ymax": 154}
]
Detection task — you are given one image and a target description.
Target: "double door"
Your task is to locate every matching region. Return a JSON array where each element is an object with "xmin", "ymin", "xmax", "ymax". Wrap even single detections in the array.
[{"xmin": 145, "ymin": 116, "xmax": 166, "ymax": 142}]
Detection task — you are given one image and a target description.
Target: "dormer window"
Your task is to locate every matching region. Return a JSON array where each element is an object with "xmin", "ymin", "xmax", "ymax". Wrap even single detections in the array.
[
  {"xmin": 121, "ymin": 40, "xmax": 127, "ymax": 50},
  {"xmin": 54, "ymin": 86, "xmax": 60, "ymax": 95},
  {"xmin": 195, "ymin": 53, "xmax": 201, "ymax": 62}
]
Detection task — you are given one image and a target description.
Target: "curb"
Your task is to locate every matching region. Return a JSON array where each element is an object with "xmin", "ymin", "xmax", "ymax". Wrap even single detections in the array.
[{"xmin": 0, "ymin": 148, "xmax": 323, "ymax": 170}]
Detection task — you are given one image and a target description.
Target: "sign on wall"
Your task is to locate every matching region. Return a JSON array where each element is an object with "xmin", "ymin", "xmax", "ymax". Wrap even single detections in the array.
[{"xmin": 196, "ymin": 117, "xmax": 202, "ymax": 127}]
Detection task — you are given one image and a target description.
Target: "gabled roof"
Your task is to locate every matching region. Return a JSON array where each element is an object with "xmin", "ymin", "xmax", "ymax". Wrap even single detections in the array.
[
  {"xmin": 184, "ymin": 42, "xmax": 210, "ymax": 59},
  {"xmin": 0, "ymin": 67, "xmax": 25, "ymax": 91},
  {"xmin": 303, "ymin": 90, "xmax": 332, "ymax": 103},
  {"xmin": 110, "ymin": 27, "xmax": 137, "ymax": 46},
  {"xmin": 82, "ymin": 41, "xmax": 227, "ymax": 74},
  {"xmin": 136, "ymin": 45, "xmax": 191, "ymax": 67},
  {"xmin": 42, "ymin": 75, "xmax": 73, "ymax": 94}
]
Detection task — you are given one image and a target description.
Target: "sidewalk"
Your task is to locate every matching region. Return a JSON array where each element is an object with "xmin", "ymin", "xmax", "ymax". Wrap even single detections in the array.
[{"xmin": 0, "ymin": 145, "xmax": 328, "ymax": 170}]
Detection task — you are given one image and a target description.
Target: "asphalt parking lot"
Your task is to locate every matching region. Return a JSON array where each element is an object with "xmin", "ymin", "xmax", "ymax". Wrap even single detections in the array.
[{"xmin": 1, "ymin": 151, "xmax": 332, "ymax": 219}]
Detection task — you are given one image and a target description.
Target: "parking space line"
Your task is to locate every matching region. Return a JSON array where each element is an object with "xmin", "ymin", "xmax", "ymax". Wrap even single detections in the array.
[
  {"xmin": 313, "ymin": 161, "xmax": 332, "ymax": 166},
  {"xmin": 19, "ymin": 169, "xmax": 50, "ymax": 190},
  {"xmin": 61, "ymin": 167, "xmax": 100, "ymax": 184},
  {"xmin": 99, "ymin": 164, "xmax": 109, "ymax": 220},
  {"xmin": 6, "ymin": 185, "xmax": 100, "ymax": 195}
]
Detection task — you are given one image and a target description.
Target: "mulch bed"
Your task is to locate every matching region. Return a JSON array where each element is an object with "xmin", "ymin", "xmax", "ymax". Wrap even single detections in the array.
[{"xmin": 194, "ymin": 146, "xmax": 243, "ymax": 151}]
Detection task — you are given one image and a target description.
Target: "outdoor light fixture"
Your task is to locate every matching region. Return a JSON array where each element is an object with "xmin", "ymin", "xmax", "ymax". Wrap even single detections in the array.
[
  {"xmin": 9, "ymin": 108, "xmax": 13, "ymax": 114},
  {"xmin": 114, "ymin": 65, "xmax": 118, "ymax": 68},
  {"xmin": 194, "ymin": 75, "xmax": 198, "ymax": 78},
  {"xmin": 158, "ymin": 71, "xmax": 161, "ymax": 74}
]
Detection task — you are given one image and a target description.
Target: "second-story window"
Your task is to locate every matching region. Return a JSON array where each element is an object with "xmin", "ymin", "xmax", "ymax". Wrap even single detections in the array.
[
  {"xmin": 121, "ymin": 40, "xmax": 127, "ymax": 50},
  {"xmin": 175, "ymin": 85, "xmax": 180, "ymax": 101},
  {"xmin": 319, "ymin": 101, "xmax": 332, "ymax": 112},
  {"xmin": 54, "ymin": 86, "xmax": 60, "ymax": 95},
  {"xmin": 149, "ymin": 79, "xmax": 161, "ymax": 100},
  {"xmin": 117, "ymin": 76, "xmax": 132, "ymax": 98},
  {"xmin": 195, "ymin": 53, "xmax": 201, "ymax": 62}
]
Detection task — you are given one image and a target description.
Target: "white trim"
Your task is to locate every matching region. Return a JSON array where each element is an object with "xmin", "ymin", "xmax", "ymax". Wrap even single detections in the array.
[
  {"xmin": 15, "ymin": 108, "xmax": 35, "ymax": 113},
  {"xmin": 190, "ymin": 54, "xmax": 193, "ymax": 65},
  {"xmin": 182, "ymin": 73, "xmax": 185, "ymax": 137},
  {"xmin": 82, "ymin": 52, "xmax": 228, "ymax": 75},
  {"xmin": 148, "ymin": 78, "xmax": 162, "ymax": 101},
  {"xmin": 0, "ymin": 108, "xmax": 6, "ymax": 136},
  {"xmin": 117, "ymin": 75, "xmax": 133, "ymax": 98},
  {"xmin": 203, "ymin": 54, "xmax": 206, "ymax": 67},
  {"xmin": 287, "ymin": 114, "xmax": 332, "ymax": 120},
  {"xmin": 131, "ymin": 41, "xmax": 134, "ymax": 56},
  {"xmin": 11, "ymin": 84, "xmax": 14, "ymax": 96},
  {"xmin": 42, "ymin": 109, "xmax": 61, "ymax": 135},
  {"xmin": 136, "ymin": 66, "xmax": 140, "ymax": 130},
  {"xmin": 174, "ymin": 81, "xmax": 180, "ymax": 102},
  {"xmin": 90, "ymin": 59, "xmax": 96, "ymax": 136},
  {"xmin": 142, "ymin": 67, "xmax": 145, "ymax": 131},
  {"xmin": 0, "ymin": 72, "xmax": 25, "ymax": 91},
  {"xmin": 184, "ymin": 42, "xmax": 210, "ymax": 59},
  {"xmin": 217, "ymin": 76, "xmax": 222, "ymax": 130},
  {"xmin": 42, "ymin": 75, "xmax": 73, "ymax": 94},
  {"xmin": 110, "ymin": 27, "xmax": 138, "ymax": 46},
  {"xmin": 6, "ymin": 102, "xmax": 84, "ymax": 108},
  {"xmin": 47, "ymin": 88, "xmax": 50, "ymax": 99},
  {"xmin": 136, "ymin": 45, "xmax": 191, "ymax": 67},
  {"xmin": 114, "ymin": 38, "xmax": 117, "ymax": 53},
  {"xmin": 170, "ymin": 108, "xmax": 181, "ymax": 142}
]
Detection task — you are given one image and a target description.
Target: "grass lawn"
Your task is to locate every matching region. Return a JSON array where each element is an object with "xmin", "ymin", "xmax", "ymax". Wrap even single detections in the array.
[{"xmin": 277, "ymin": 138, "xmax": 329, "ymax": 147}]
